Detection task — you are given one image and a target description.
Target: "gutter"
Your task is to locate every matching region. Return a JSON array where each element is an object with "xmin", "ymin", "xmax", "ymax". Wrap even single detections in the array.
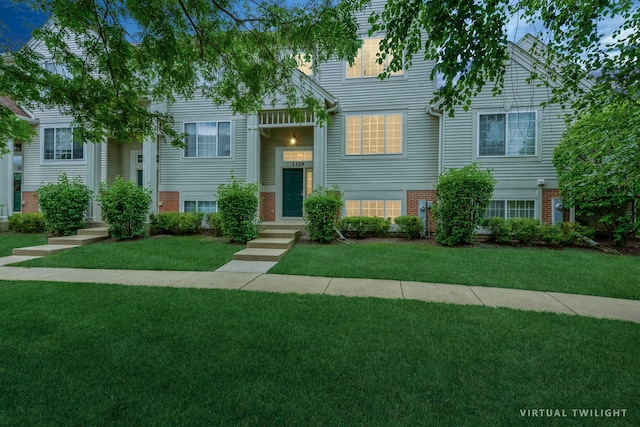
[{"xmin": 427, "ymin": 107, "xmax": 444, "ymax": 174}]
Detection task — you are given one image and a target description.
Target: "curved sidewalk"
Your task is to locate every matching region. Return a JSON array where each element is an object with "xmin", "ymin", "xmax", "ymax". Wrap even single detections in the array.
[{"xmin": 1, "ymin": 260, "xmax": 639, "ymax": 324}]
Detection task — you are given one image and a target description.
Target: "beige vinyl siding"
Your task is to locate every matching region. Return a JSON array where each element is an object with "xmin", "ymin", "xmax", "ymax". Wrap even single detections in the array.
[{"xmin": 158, "ymin": 94, "xmax": 247, "ymax": 193}]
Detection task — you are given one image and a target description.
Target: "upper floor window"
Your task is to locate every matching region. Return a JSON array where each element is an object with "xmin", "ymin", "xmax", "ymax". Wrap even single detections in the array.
[
  {"xmin": 346, "ymin": 114, "xmax": 402, "ymax": 155},
  {"xmin": 478, "ymin": 112, "xmax": 536, "ymax": 157},
  {"xmin": 347, "ymin": 38, "xmax": 401, "ymax": 78},
  {"xmin": 43, "ymin": 127, "xmax": 84, "ymax": 161},
  {"xmin": 184, "ymin": 121, "xmax": 231, "ymax": 158},
  {"xmin": 43, "ymin": 61, "xmax": 71, "ymax": 78},
  {"xmin": 295, "ymin": 54, "xmax": 313, "ymax": 76}
]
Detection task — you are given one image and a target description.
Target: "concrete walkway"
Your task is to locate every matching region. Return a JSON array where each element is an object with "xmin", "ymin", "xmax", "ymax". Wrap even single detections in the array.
[{"xmin": 1, "ymin": 256, "xmax": 639, "ymax": 323}]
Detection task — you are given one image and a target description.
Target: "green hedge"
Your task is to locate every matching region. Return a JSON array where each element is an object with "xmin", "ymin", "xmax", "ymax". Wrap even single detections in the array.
[
  {"xmin": 8, "ymin": 213, "xmax": 46, "ymax": 233},
  {"xmin": 482, "ymin": 217, "xmax": 595, "ymax": 247},
  {"xmin": 303, "ymin": 187, "xmax": 343, "ymax": 243},
  {"xmin": 339, "ymin": 216, "xmax": 390, "ymax": 238},
  {"xmin": 150, "ymin": 212, "xmax": 204, "ymax": 235},
  {"xmin": 394, "ymin": 215, "xmax": 424, "ymax": 240}
]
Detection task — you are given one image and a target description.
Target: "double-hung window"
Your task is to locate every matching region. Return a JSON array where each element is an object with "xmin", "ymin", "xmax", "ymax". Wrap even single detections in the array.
[
  {"xmin": 486, "ymin": 200, "xmax": 535, "ymax": 219},
  {"xmin": 478, "ymin": 112, "xmax": 536, "ymax": 156},
  {"xmin": 346, "ymin": 114, "xmax": 402, "ymax": 155},
  {"xmin": 43, "ymin": 127, "xmax": 84, "ymax": 161},
  {"xmin": 347, "ymin": 38, "xmax": 401, "ymax": 78},
  {"xmin": 184, "ymin": 121, "xmax": 231, "ymax": 158}
]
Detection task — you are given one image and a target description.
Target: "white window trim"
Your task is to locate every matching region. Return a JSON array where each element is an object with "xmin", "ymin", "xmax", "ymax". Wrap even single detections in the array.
[
  {"xmin": 343, "ymin": 112, "xmax": 405, "ymax": 158},
  {"xmin": 486, "ymin": 199, "xmax": 537, "ymax": 220},
  {"xmin": 182, "ymin": 120, "xmax": 233, "ymax": 159},
  {"xmin": 40, "ymin": 125, "xmax": 87, "ymax": 165},
  {"xmin": 476, "ymin": 110, "xmax": 538, "ymax": 158}
]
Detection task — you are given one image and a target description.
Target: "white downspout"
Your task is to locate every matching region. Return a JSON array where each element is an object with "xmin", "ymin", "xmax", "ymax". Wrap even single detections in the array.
[{"xmin": 427, "ymin": 107, "xmax": 444, "ymax": 174}]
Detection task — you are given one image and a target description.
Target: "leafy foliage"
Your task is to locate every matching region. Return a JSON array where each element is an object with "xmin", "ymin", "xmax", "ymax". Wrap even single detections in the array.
[
  {"xmin": 482, "ymin": 217, "xmax": 595, "ymax": 247},
  {"xmin": 338, "ymin": 216, "xmax": 390, "ymax": 239},
  {"xmin": 0, "ymin": 0, "xmax": 365, "ymax": 152},
  {"xmin": 98, "ymin": 177, "xmax": 151, "ymax": 240},
  {"xmin": 541, "ymin": 222, "xmax": 595, "ymax": 247},
  {"xmin": 434, "ymin": 164, "xmax": 495, "ymax": 246},
  {"xmin": 149, "ymin": 212, "xmax": 204, "ymax": 236},
  {"xmin": 0, "ymin": 107, "xmax": 36, "ymax": 157},
  {"xmin": 508, "ymin": 218, "xmax": 542, "ymax": 245},
  {"xmin": 8, "ymin": 212, "xmax": 46, "ymax": 233},
  {"xmin": 481, "ymin": 217, "xmax": 512, "ymax": 244},
  {"xmin": 394, "ymin": 215, "xmax": 425, "ymax": 240},
  {"xmin": 303, "ymin": 186, "xmax": 343, "ymax": 243},
  {"xmin": 37, "ymin": 172, "xmax": 93, "ymax": 236},
  {"xmin": 205, "ymin": 212, "xmax": 223, "ymax": 237},
  {"xmin": 217, "ymin": 176, "xmax": 260, "ymax": 244},
  {"xmin": 553, "ymin": 102, "xmax": 640, "ymax": 246}
]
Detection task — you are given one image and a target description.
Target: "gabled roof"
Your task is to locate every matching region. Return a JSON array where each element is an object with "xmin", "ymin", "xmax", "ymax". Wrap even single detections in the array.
[{"xmin": 0, "ymin": 95, "xmax": 31, "ymax": 118}]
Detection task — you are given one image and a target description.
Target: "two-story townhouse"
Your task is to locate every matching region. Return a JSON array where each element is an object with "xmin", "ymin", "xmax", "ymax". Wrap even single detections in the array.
[{"xmin": 7, "ymin": 3, "xmax": 573, "ymax": 229}]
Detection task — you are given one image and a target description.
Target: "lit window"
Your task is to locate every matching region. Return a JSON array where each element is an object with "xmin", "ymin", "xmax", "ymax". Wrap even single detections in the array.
[
  {"xmin": 43, "ymin": 127, "xmax": 84, "ymax": 161},
  {"xmin": 486, "ymin": 200, "xmax": 535, "ymax": 219},
  {"xmin": 346, "ymin": 114, "xmax": 402, "ymax": 155},
  {"xmin": 295, "ymin": 54, "xmax": 313, "ymax": 76},
  {"xmin": 283, "ymin": 151, "xmax": 313, "ymax": 161},
  {"xmin": 184, "ymin": 200, "xmax": 217, "ymax": 214},
  {"xmin": 479, "ymin": 112, "xmax": 536, "ymax": 156},
  {"xmin": 346, "ymin": 200, "xmax": 401, "ymax": 223},
  {"xmin": 347, "ymin": 38, "xmax": 401, "ymax": 78},
  {"xmin": 184, "ymin": 121, "xmax": 231, "ymax": 158}
]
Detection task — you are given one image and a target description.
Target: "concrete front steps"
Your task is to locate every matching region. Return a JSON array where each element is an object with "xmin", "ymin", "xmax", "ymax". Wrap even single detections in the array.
[
  {"xmin": 12, "ymin": 225, "xmax": 109, "ymax": 256},
  {"xmin": 233, "ymin": 224, "xmax": 302, "ymax": 262}
]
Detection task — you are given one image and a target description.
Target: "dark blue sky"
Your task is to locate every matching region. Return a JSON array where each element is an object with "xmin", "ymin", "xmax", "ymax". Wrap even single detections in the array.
[{"xmin": 0, "ymin": 0, "xmax": 48, "ymax": 50}]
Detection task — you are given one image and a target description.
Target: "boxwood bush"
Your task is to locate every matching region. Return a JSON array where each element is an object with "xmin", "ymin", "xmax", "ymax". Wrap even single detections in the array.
[
  {"xmin": 150, "ymin": 212, "xmax": 204, "ymax": 235},
  {"xmin": 303, "ymin": 186, "xmax": 343, "ymax": 243},
  {"xmin": 394, "ymin": 215, "xmax": 425, "ymax": 240},
  {"xmin": 37, "ymin": 172, "xmax": 93, "ymax": 236},
  {"xmin": 98, "ymin": 176, "xmax": 151, "ymax": 240},
  {"xmin": 205, "ymin": 212, "xmax": 223, "ymax": 237},
  {"xmin": 8, "ymin": 212, "xmax": 46, "ymax": 233},
  {"xmin": 217, "ymin": 176, "xmax": 260, "ymax": 243},
  {"xmin": 339, "ymin": 216, "xmax": 390, "ymax": 238}
]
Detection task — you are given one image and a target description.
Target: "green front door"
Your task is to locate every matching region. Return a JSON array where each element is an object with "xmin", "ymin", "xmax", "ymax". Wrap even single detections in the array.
[
  {"xmin": 13, "ymin": 172, "xmax": 21, "ymax": 212},
  {"xmin": 283, "ymin": 168, "xmax": 303, "ymax": 217}
]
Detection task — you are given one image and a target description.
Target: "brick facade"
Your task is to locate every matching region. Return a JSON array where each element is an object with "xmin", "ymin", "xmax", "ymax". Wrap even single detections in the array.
[
  {"xmin": 21, "ymin": 191, "xmax": 39, "ymax": 213},
  {"xmin": 542, "ymin": 188, "xmax": 570, "ymax": 224},
  {"xmin": 407, "ymin": 190, "xmax": 436, "ymax": 216},
  {"xmin": 159, "ymin": 191, "xmax": 179, "ymax": 213},
  {"xmin": 260, "ymin": 192, "xmax": 276, "ymax": 222}
]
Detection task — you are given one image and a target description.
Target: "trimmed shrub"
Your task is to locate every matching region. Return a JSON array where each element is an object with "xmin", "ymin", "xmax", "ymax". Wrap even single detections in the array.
[
  {"xmin": 37, "ymin": 172, "xmax": 93, "ymax": 236},
  {"xmin": 8, "ymin": 212, "xmax": 46, "ymax": 233},
  {"xmin": 481, "ymin": 217, "xmax": 512, "ymax": 244},
  {"xmin": 394, "ymin": 215, "xmax": 425, "ymax": 240},
  {"xmin": 541, "ymin": 222, "xmax": 596, "ymax": 246},
  {"xmin": 303, "ymin": 186, "xmax": 343, "ymax": 243},
  {"xmin": 217, "ymin": 176, "xmax": 260, "ymax": 243},
  {"xmin": 508, "ymin": 218, "xmax": 542, "ymax": 245},
  {"xmin": 339, "ymin": 216, "xmax": 391, "ymax": 238},
  {"xmin": 98, "ymin": 177, "xmax": 151, "ymax": 240},
  {"xmin": 434, "ymin": 164, "xmax": 496, "ymax": 246},
  {"xmin": 205, "ymin": 212, "xmax": 223, "ymax": 237},
  {"xmin": 149, "ymin": 212, "xmax": 204, "ymax": 235}
]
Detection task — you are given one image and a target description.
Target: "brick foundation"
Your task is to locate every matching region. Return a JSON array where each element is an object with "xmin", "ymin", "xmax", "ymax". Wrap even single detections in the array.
[
  {"xmin": 542, "ymin": 188, "xmax": 570, "ymax": 224},
  {"xmin": 159, "ymin": 191, "xmax": 179, "ymax": 213},
  {"xmin": 21, "ymin": 191, "xmax": 39, "ymax": 213},
  {"xmin": 260, "ymin": 192, "xmax": 275, "ymax": 222},
  {"xmin": 407, "ymin": 190, "xmax": 437, "ymax": 232}
]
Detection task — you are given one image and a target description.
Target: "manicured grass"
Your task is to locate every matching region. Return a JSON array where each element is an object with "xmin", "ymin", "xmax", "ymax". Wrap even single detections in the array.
[
  {"xmin": 270, "ymin": 243, "xmax": 640, "ymax": 300},
  {"xmin": 0, "ymin": 232, "xmax": 48, "ymax": 256},
  {"xmin": 0, "ymin": 281, "xmax": 637, "ymax": 426},
  {"xmin": 12, "ymin": 235, "xmax": 243, "ymax": 271}
]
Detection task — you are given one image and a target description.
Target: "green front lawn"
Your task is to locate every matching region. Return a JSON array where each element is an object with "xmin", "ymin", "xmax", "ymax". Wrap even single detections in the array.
[
  {"xmin": 0, "ymin": 232, "xmax": 47, "ymax": 256},
  {"xmin": 0, "ymin": 281, "xmax": 637, "ymax": 426},
  {"xmin": 270, "ymin": 243, "xmax": 640, "ymax": 300},
  {"xmin": 11, "ymin": 235, "xmax": 243, "ymax": 271}
]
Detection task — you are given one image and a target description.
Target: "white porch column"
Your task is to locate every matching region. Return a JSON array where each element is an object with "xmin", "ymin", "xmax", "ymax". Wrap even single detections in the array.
[
  {"xmin": 0, "ymin": 144, "xmax": 12, "ymax": 221},
  {"xmin": 246, "ymin": 114, "xmax": 260, "ymax": 183},
  {"xmin": 85, "ymin": 140, "xmax": 103, "ymax": 223},
  {"xmin": 313, "ymin": 123, "xmax": 327, "ymax": 188},
  {"xmin": 142, "ymin": 135, "xmax": 158, "ymax": 214}
]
